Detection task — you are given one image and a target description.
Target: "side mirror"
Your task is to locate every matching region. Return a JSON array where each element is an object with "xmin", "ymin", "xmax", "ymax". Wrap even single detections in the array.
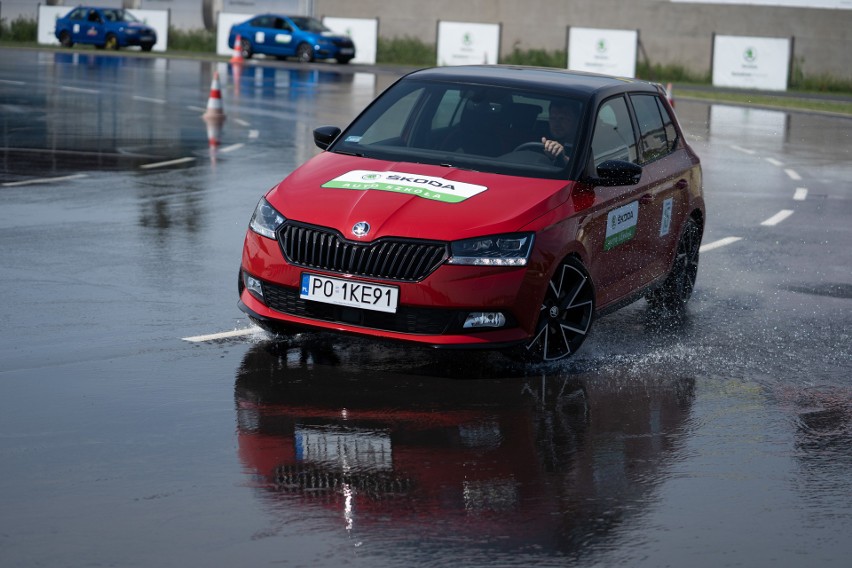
[
  {"xmin": 594, "ymin": 160, "xmax": 643, "ymax": 186},
  {"xmin": 313, "ymin": 126, "xmax": 341, "ymax": 150}
]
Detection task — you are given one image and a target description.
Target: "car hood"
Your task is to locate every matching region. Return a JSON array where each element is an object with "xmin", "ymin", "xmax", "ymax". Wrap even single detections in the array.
[{"xmin": 265, "ymin": 153, "xmax": 574, "ymax": 241}]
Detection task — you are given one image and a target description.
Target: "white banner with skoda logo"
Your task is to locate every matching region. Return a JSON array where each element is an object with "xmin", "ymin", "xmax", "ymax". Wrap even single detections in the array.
[
  {"xmin": 436, "ymin": 21, "xmax": 501, "ymax": 66},
  {"xmin": 712, "ymin": 34, "xmax": 792, "ymax": 91},
  {"xmin": 322, "ymin": 170, "xmax": 487, "ymax": 204},
  {"xmin": 567, "ymin": 27, "xmax": 638, "ymax": 78}
]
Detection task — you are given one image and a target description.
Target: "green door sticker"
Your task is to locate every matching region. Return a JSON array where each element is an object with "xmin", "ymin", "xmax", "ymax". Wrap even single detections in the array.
[
  {"xmin": 322, "ymin": 170, "xmax": 487, "ymax": 203},
  {"xmin": 605, "ymin": 201, "xmax": 638, "ymax": 250}
]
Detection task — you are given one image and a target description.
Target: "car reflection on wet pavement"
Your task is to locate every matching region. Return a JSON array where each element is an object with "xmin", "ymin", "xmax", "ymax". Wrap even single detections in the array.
[{"xmin": 234, "ymin": 338, "xmax": 696, "ymax": 558}]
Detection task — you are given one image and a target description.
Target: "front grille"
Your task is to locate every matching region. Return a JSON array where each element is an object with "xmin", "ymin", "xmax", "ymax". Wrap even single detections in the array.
[
  {"xmin": 262, "ymin": 282, "xmax": 462, "ymax": 335},
  {"xmin": 278, "ymin": 222, "xmax": 448, "ymax": 282},
  {"xmin": 275, "ymin": 463, "xmax": 414, "ymax": 497}
]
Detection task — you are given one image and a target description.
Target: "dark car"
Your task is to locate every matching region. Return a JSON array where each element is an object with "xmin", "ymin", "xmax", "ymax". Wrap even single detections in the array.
[
  {"xmin": 228, "ymin": 14, "xmax": 355, "ymax": 63},
  {"xmin": 238, "ymin": 66, "xmax": 705, "ymax": 361},
  {"xmin": 54, "ymin": 6, "xmax": 157, "ymax": 51}
]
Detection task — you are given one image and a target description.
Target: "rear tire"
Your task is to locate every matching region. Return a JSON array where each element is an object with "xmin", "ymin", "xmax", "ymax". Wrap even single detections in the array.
[
  {"xmin": 517, "ymin": 257, "xmax": 595, "ymax": 362},
  {"xmin": 104, "ymin": 34, "xmax": 119, "ymax": 51},
  {"xmin": 647, "ymin": 217, "xmax": 701, "ymax": 313},
  {"xmin": 59, "ymin": 31, "xmax": 74, "ymax": 48}
]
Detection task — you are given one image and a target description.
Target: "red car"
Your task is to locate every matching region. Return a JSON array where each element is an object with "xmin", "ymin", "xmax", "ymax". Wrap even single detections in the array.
[{"xmin": 238, "ymin": 65, "xmax": 704, "ymax": 361}]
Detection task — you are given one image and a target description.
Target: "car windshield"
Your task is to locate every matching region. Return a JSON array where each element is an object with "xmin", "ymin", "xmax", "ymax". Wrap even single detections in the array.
[
  {"xmin": 102, "ymin": 9, "xmax": 139, "ymax": 23},
  {"xmin": 290, "ymin": 16, "xmax": 329, "ymax": 33},
  {"xmin": 331, "ymin": 79, "xmax": 586, "ymax": 180}
]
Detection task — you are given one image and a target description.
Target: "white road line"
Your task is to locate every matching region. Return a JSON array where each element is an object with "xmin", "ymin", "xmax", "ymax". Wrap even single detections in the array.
[
  {"xmin": 731, "ymin": 145, "xmax": 756, "ymax": 155},
  {"xmin": 186, "ymin": 105, "xmax": 207, "ymax": 113},
  {"xmin": 233, "ymin": 118, "xmax": 251, "ymax": 127},
  {"xmin": 60, "ymin": 86, "xmax": 99, "ymax": 94},
  {"xmin": 794, "ymin": 187, "xmax": 808, "ymax": 201},
  {"xmin": 761, "ymin": 210, "xmax": 794, "ymax": 226},
  {"xmin": 0, "ymin": 79, "xmax": 26, "ymax": 86},
  {"xmin": 140, "ymin": 157, "xmax": 196, "ymax": 169},
  {"xmin": 248, "ymin": 129, "xmax": 260, "ymax": 139},
  {"xmin": 785, "ymin": 168, "xmax": 802, "ymax": 181},
  {"xmin": 132, "ymin": 95, "xmax": 166, "ymax": 105},
  {"xmin": 699, "ymin": 236, "xmax": 742, "ymax": 252},
  {"xmin": 182, "ymin": 328, "xmax": 257, "ymax": 342},
  {"xmin": 220, "ymin": 143, "xmax": 244, "ymax": 153},
  {"xmin": 2, "ymin": 173, "xmax": 89, "ymax": 187},
  {"xmin": 765, "ymin": 157, "xmax": 784, "ymax": 167}
]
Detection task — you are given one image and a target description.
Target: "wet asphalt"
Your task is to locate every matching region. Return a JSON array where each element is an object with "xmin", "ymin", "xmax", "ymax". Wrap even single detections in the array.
[{"xmin": 0, "ymin": 48, "xmax": 850, "ymax": 567}]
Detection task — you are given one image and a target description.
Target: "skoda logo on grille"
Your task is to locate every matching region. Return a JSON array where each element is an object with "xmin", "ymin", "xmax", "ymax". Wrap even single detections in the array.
[{"xmin": 352, "ymin": 221, "xmax": 371, "ymax": 237}]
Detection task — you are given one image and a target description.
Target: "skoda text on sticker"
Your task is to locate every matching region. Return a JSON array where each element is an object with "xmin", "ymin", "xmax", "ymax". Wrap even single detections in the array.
[{"xmin": 238, "ymin": 65, "xmax": 704, "ymax": 361}]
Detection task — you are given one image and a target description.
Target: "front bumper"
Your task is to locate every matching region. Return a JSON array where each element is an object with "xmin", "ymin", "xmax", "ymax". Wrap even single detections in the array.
[{"xmin": 238, "ymin": 231, "xmax": 548, "ymax": 348}]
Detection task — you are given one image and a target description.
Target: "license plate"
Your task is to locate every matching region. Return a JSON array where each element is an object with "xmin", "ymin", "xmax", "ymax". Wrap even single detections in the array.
[
  {"xmin": 300, "ymin": 273, "xmax": 398, "ymax": 313},
  {"xmin": 295, "ymin": 425, "xmax": 392, "ymax": 470},
  {"xmin": 339, "ymin": 48, "xmax": 354, "ymax": 55},
  {"xmin": 140, "ymin": 36, "xmax": 153, "ymax": 41}
]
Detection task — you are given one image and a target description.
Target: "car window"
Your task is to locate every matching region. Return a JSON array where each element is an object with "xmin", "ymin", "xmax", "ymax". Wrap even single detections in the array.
[
  {"xmin": 591, "ymin": 96, "xmax": 638, "ymax": 167},
  {"xmin": 333, "ymin": 79, "xmax": 585, "ymax": 179},
  {"xmin": 69, "ymin": 8, "xmax": 86, "ymax": 20},
  {"xmin": 431, "ymin": 89, "xmax": 463, "ymax": 130},
  {"xmin": 253, "ymin": 16, "xmax": 274, "ymax": 28},
  {"xmin": 291, "ymin": 17, "xmax": 328, "ymax": 33},
  {"xmin": 88, "ymin": 10, "xmax": 101, "ymax": 23},
  {"xmin": 359, "ymin": 88, "xmax": 424, "ymax": 145},
  {"xmin": 630, "ymin": 94, "xmax": 670, "ymax": 163},
  {"xmin": 657, "ymin": 97, "xmax": 678, "ymax": 152}
]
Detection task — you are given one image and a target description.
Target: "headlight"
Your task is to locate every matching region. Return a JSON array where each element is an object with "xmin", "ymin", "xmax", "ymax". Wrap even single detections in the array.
[
  {"xmin": 447, "ymin": 233, "xmax": 534, "ymax": 267},
  {"xmin": 125, "ymin": 28, "xmax": 137, "ymax": 35},
  {"xmin": 249, "ymin": 197, "xmax": 285, "ymax": 239}
]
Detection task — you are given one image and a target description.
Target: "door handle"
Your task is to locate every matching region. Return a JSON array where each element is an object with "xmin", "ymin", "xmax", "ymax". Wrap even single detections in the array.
[{"xmin": 640, "ymin": 193, "xmax": 654, "ymax": 205}]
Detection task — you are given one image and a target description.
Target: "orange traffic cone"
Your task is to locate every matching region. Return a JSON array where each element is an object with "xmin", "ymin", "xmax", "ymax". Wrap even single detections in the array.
[
  {"xmin": 204, "ymin": 113, "xmax": 223, "ymax": 149},
  {"xmin": 230, "ymin": 34, "xmax": 244, "ymax": 65},
  {"xmin": 204, "ymin": 114, "xmax": 222, "ymax": 166},
  {"xmin": 202, "ymin": 71, "xmax": 225, "ymax": 119}
]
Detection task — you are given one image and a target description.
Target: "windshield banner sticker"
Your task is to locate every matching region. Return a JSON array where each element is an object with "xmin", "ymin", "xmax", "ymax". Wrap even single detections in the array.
[
  {"xmin": 605, "ymin": 201, "xmax": 639, "ymax": 250},
  {"xmin": 322, "ymin": 170, "xmax": 487, "ymax": 204}
]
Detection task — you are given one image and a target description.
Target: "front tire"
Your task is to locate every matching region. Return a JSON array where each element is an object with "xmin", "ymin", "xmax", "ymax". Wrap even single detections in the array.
[
  {"xmin": 296, "ymin": 43, "xmax": 315, "ymax": 63},
  {"xmin": 647, "ymin": 217, "xmax": 701, "ymax": 313},
  {"xmin": 521, "ymin": 257, "xmax": 595, "ymax": 362}
]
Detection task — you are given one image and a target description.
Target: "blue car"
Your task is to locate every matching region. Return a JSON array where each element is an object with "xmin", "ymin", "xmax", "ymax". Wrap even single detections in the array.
[
  {"xmin": 54, "ymin": 6, "xmax": 156, "ymax": 51},
  {"xmin": 228, "ymin": 14, "xmax": 355, "ymax": 64}
]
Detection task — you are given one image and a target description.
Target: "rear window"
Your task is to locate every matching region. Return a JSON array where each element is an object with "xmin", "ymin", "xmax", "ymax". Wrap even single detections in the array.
[{"xmin": 630, "ymin": 94, "xmax": 677, "ymax": 163}]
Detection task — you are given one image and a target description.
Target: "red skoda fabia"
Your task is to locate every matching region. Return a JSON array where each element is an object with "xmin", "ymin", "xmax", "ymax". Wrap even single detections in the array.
[{"xmin": 238, "ymin": 65, "xmax": 704, "ymax": 361}]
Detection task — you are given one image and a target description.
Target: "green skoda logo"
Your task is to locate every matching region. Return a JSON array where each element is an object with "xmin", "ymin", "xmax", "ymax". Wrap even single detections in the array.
[
  {"xmin": 463, "ymin": 32, "xmax": 472, "ymax": 46},
  {"xmin": 361, "ymin": 174, "xmax": 380, "ymax": 181},
  {"xmin": 744, "ymin": 47, "xmax": 757, "ymax": 63},
  {"xmin": 597, "ymin": 39, "xmax": 607, "ymax": 53}
]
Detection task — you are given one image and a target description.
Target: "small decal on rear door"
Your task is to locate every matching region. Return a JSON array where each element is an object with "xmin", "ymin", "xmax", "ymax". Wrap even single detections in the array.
[{"xmin": 660, "ymin": 198, "xmax": 673, "ymax": 237}]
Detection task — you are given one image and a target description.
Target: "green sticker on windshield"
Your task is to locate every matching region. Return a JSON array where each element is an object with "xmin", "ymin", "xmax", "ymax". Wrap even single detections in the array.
[{"xmin": 322, "ymin": 170, "xmax": 487, "ymax": 203}]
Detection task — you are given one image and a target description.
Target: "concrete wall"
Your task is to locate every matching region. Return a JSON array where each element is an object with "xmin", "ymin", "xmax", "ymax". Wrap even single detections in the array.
[{"xmin": 314, "ymin": 0, "xmax": 852, "ymax": 78}]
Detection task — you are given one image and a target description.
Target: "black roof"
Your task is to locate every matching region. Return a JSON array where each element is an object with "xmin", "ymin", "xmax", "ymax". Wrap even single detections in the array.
[{"xmin": 404, "ymin": 65, "xmax": 661, "ymax": 100}]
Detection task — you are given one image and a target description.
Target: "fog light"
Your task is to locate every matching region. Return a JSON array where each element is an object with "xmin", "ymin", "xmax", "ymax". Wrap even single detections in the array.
[
  {"xmin": 244, "ymin": 272, "xmax": 264, "ymax": 299},
  {"xmin": 463, "ymin": 312, "xmax": 506, "ymax": 329}
]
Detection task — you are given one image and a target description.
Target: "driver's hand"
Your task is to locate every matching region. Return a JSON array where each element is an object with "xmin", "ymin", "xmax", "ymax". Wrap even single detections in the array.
[{"xmin": 541, "ymin": 137, "xmax": 568, "ymax": 164}]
